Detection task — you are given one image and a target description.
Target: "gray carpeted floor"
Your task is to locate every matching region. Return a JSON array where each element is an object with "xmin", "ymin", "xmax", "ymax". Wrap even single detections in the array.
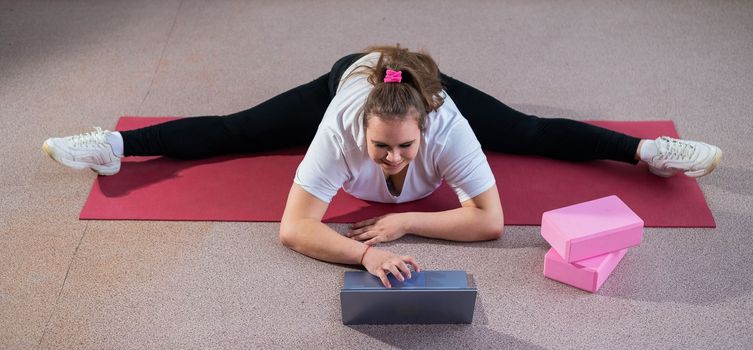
[{"xmin": 2, "ymin": 1, "xmax": 752, "ymax": 349}]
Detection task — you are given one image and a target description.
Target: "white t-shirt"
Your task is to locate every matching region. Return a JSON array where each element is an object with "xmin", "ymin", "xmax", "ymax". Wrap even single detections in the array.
[{"xmin": 294, "ymin": 52, "xmax": 495, "ymax": 204}]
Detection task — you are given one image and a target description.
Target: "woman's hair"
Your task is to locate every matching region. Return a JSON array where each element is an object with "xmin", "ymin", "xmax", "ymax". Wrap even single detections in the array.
[{"xmin": 345, "ymin": 44, "xmax": 445, "ymax": 131}]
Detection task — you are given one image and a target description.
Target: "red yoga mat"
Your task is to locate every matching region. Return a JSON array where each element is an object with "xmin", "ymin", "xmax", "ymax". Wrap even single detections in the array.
[{"xmin": 79, "ymin": 117, "xmax": 716, "ymax": 227}]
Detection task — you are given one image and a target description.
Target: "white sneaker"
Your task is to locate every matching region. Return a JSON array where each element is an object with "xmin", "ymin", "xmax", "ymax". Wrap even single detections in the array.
[
  {"xmin": 646, "ymin": 136, "xmax": 722, "ymax": 178},
  {"xmin": 42, "ymin": 127, "xmax": 121, "ymax": 176}
]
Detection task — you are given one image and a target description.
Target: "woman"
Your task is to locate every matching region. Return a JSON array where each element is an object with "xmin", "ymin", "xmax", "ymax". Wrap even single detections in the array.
[{"xmin": 43, "ymin": 45, "xmax": 722, "ymax": 287}]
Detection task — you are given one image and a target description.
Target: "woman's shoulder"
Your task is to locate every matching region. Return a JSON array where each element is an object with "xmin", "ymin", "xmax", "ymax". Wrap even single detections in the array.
[
  {"xmin": 341, "ymin": 52, "xmax": 381, "ymax": 78},
  {"xmin": 424, "ymin": 93, "xmax": 465, "ymax": 135}
]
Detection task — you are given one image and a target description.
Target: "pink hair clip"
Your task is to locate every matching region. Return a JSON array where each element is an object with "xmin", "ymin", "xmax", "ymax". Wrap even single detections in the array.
[{"xmin": 384, "ymin": 69, "xmax": 402, "ymax": 83}]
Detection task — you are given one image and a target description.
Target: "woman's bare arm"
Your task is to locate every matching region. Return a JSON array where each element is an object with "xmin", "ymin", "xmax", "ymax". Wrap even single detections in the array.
[
  {"xmin": 279, "ymin": 183, "xmax": 420, "ymax": 287},
  {"xmin": 348, "ymin": 185, "xmax": 504, "ymax": 244}
]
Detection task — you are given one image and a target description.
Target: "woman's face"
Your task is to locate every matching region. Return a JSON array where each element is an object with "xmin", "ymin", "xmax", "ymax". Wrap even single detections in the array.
[{"xmin": 365, "ymin": 114, "xmax": 421, "ymax": 176}]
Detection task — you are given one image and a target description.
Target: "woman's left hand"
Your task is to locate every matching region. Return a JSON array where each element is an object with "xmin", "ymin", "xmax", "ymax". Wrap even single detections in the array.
[{"xmin": 347, "ymin": 213, "xmax": 408, "ymax": 245}]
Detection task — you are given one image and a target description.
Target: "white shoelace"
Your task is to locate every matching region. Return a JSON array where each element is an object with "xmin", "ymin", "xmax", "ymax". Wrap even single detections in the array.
[
  {"xmin": 656, "ymin": 137, "xmax": 695, "ymax": 160},
  {"xmin": 68, "ymin": 127, "xmax": 108, "ymax": 148}
]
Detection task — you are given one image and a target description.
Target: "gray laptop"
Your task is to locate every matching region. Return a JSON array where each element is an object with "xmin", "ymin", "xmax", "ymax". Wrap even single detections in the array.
[{"xmin": 340, "ymin": 270, "xmax": 477, "ymax": 325}]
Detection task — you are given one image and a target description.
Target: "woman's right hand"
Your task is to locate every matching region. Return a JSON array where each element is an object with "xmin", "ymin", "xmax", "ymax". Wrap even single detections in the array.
[{"xmin": 361, "ymin": 247, "xmax": 421, "ymax": 288}]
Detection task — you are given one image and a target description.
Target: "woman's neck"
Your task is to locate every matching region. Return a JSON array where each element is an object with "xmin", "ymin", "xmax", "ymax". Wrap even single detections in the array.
[{"xmin": 385, "ymin": 165, "xmax": 409, "ymax": 196}]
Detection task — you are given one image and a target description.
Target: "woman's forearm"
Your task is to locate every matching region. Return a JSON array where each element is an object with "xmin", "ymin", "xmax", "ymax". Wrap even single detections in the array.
[
  {"xmin": 403, "ymin": 207, "xmax": 504, "ymax": 242},
  {"xmin": 281, "ymin": 218, "xmax": 368, "ymax": 265}
]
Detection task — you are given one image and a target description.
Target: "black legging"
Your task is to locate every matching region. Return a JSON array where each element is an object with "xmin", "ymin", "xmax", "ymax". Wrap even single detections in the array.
[{"xmin": 122, "ymin": 53, "xmax": 640, "ymax": 164}]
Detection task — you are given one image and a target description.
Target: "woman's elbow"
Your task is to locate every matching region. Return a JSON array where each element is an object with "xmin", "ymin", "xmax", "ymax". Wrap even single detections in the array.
[
  {"xmin": 484, "ymin": 214, "xmax": 505, "ymax": 240},
  {"xmin": 279, "ymin": 221, "xmax": 298, "ymax": 249},
  {"xmin": 486, "ymin": 222, "xmax": 505, "ymax": 240}
]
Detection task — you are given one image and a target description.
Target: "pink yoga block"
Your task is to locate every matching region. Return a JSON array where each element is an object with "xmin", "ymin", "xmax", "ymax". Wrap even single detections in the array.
[
  {"xmin": 543, "ymin": 247, "xmax": 628, "ymax": 293},
  {"xmin": 541, "ymin": 195, "xmax": 643, "ymax": 262}
]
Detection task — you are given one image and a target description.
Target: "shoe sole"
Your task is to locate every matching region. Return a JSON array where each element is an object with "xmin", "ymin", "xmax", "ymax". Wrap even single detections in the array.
[
  {"xmin": 685, "ymin": 148, "xmax": 723, "ymax": 178},
  {"xmin": 649, "ymin": 166, "xmax": 676, "ymax": 178},
  {"xmin": 42, "ymin": 140, "xmax": 120, "ymax": 176}
]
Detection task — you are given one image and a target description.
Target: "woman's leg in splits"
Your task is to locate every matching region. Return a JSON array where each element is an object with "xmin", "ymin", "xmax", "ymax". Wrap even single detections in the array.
[
  {"xmin": 441, "ymin": 73, "xmax": 721, "ymax": 177},
  {"xmin": 41, "ymin": 74, "xmax": 330, "ymax": 175},
  {"xmin": 121, "ymin": 52, "xmax": 366, "ymax": 159},
  {"xmin": 120, "ymin": 73, "xmax": 331, "ymax": 159},
  {"xmin": 42, "ymin": 53, "xmax": 366, "ymax": 174}
]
